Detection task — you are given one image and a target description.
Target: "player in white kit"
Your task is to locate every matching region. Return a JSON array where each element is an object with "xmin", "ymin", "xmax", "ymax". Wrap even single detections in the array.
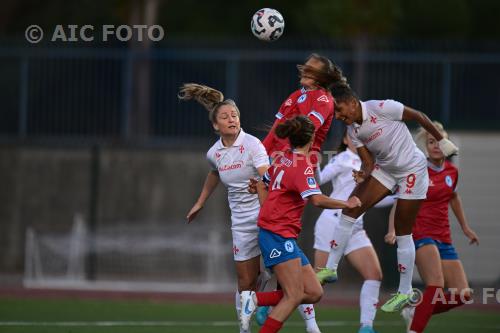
[
  {"xmin": 179, "ymin": 83, "xmax": 269, "ymax": 333},
  {"xmin": 314, "ymin": 131, "xmax": 394, "ymax": 333},
  {"xmin": 316, "ymin": 83, "xmax": 459, "ymax": 313}
]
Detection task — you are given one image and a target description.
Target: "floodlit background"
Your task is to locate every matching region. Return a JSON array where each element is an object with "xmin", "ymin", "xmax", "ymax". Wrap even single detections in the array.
[{"xmin": 0, "ymin": 1, "xmax": 499, "ymax": 331}]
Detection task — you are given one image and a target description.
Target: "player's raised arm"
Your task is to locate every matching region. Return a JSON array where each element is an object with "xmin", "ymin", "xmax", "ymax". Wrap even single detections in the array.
[{"xmin": 402, "ymin": 106, "xmax": 458, "ymax": 156}]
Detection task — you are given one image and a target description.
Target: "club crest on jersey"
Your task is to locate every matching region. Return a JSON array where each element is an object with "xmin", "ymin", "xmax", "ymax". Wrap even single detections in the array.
[
  {"xmin": 285, "ymin": 98, "xmax": 293, "ymax": 106},
  {"xmin": 284, "ymin": 240, "xmax": 294, "ymax": 253},
  {"xmin": 445, "ymin": 175, "xmax": 453, "ymax": 188},
  {"xmin": 304, "ymin": 167, "xmax": 314, "ymax": 175},
  {"xmin": 297, "ymin": 94, "xmax": 307, "ymax": 103},
  {"xmin": 307, "ymin": 177, "xmax": 316, "ymax": 188},
  {"xmin": 317, "ymin": 95, "xmax": 329, "ymax": 103},
  {"xmin": 239, "ymin": 145, "xmax": 245, "ymax": 154},
  {"xmin": 269, "ymin": 248, "xmax": 281, "ymax": 259}
]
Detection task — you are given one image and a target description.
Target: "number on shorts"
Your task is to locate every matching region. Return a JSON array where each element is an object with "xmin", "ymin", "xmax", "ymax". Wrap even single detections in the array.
[
  {"xmin": 406, "ymin": 173, "xmax": 416, "ymax": 189},
  {"xmin": 272, "ymin": 170, "xmax": 285, "ymax": 190}
]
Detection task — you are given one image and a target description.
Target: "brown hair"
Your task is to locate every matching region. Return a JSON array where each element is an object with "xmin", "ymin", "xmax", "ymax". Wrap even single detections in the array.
[
  {"xmin": 275, "ymin": 116, "xmax": 315, "ymax": 148},
  {"xmin": 178, "ymin": 83, "xmax": 240, "ymax": 123},
  {"xmin": 297, "ymin": 53, "xmax": 348, "ymax": 91},
  {"xmin": 330, "ymin": 81, "xmax": 359, "ymax": 105}
]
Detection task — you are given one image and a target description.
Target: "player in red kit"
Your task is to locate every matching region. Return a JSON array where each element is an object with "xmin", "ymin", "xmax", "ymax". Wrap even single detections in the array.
[
  {"xmin": 385, "ymin": 122, "xmax": 479, "ymax": 333},
  {"xmin": 257, "ymin": 53, "xmax": 347, "ymax": 331},
  {"xmin": 239, "ymin": 116, "xmax": 361, "ymax": 333},
  {"xmin": 262, "ymin": 53, "xmax": 347, "ymax": 162}
]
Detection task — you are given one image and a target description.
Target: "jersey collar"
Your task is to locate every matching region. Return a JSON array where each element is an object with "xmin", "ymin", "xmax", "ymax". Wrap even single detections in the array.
[
  {"xmin": 427, "ymin": 159, "xmax": 446, "ymax": 172},
  {"xmin": 216, "ymin": 129, "xmax": 246, "ymax": 149}
]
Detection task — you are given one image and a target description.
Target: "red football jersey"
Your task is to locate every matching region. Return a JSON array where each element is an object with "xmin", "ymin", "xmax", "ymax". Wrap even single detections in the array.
[
  {"xmin": 262, "ymin": 87, "xmax": 334, "ymax": 158},
  {"xmin": 258, "ymin": 150, "xmax": 322, "ymax": 238},
  {"xmin": 413, "ymin": 160, "xmax": 459, "ymax": 243}
]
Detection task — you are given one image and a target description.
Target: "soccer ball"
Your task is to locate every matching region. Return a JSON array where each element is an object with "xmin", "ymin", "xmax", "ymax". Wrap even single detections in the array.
[{"xmin": 251, "ymin": 8, "xmax": 285, "ymax": 42}]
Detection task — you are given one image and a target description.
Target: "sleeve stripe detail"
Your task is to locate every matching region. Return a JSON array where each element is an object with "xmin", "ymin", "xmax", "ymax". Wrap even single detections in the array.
[
  {"xmin": 262, "ymin": 172, "xmax": 271, "ymax": 184},
  {"xmin": 276, "ymin": 112, "xmax": 284, "ymax": 119},
  {"xmin": 301, "ymin": 189, "xmax": 322, "ymax": 199},
  {"xmin": 308, "ymin": 110, "xmax": 325, "ymax": 125}
]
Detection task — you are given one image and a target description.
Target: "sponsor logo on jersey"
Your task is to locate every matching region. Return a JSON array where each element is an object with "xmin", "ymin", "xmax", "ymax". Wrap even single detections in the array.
[
  {"xmin": 269, "ymin": 248, "xmax": 281, "ymax": 259},
  {"xmin": 363, "ymin": 128, "xmax": 383, "ymax": 144},
  {"xmin": 445, "ymin": 175, "xmax": 453, "ymax": 187},
  {"xmin": 285, "ymin": 98, "xmax": 293, "ymax": 106},
  {"xmin": 307, "ymin": 177, "xmax": 317, "ymax": 188},
  {"xmin": 284, "ymin": 240, "xmax": 294, "ymax": 253},
  {"xmin": 218, "ymin": 160, "xmax": 244, "ymax": 172},
  {"xmin": 428, "ymin": 179, "xmax": 435, "ymax": 187},
  {"xmin": 304, "ymin": 166, "xmax": 314, "ymax": 175},
  {"xmin": 298, "ymin": 94, "xmax": 307, "ymax": 103},
  {"xmin": 317, "ymin": 95, "xmax": 329, "ymax": 103},
  {"xmin": 370, "ymin": 115, "xmax": 377, "ymax": 124}
]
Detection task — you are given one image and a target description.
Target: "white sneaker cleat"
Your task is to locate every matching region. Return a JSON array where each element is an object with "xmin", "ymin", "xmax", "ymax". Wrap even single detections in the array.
[
  {"xmin": 240, "ymin": 291, "xmax": 257, "ymax": 331},
  {"xmin": 306, "ymin": 328, "xmax": 322, "ymax": 333},
  {"xmin": 401, "ymin": 306, "xmax": 415, "ymax": 332}
]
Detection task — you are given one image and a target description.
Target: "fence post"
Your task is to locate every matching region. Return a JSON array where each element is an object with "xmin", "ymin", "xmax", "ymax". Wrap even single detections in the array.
[
  {"xmin": 121, "ymin": 52, "xmax": 133, "ymax": 140},
  {"xmin": 441, "ymin": 61, "xmax": 452, "ymax": 124},
  {"xmin": 225, "ymin": 57, "xmax": 239, "ymax": 101},
  {"xmin": 19, "ymin": 58, "xmax": 29, "ymax": 138}
]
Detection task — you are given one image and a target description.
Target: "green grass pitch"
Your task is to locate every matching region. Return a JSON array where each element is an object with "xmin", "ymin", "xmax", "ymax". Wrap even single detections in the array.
[{"xmin": 0, "ymin": 298, "xmax": 499, "ymax": 333}]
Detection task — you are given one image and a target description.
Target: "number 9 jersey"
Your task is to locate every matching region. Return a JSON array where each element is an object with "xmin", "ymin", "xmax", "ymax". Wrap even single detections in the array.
[{"xmin": 258, "ymin": 150, "xmax": 322, "ymax": 239}]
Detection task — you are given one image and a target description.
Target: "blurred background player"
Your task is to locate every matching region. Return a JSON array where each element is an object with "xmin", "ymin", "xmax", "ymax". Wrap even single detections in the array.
[
  {"xmin": 240, "ymin": 116, "xmax": 361, "ymax": 333},
  {"xmin": 385, "ymin": 121, "xmax": 479, "ymax": 333},
  {"xmin": 179, "ymin": 83, "xmax": 269, "ymax": 333},
  {"xmin": 256, "ymin": 53, "xmax": 347, "ymax": 330},
  {"xmin": 316, "ymin": 83, "xmax": 459, "ymax": 312},
  {"xmin": 314, "ymin": 130, "xmax": 395, "ymax": 333}
]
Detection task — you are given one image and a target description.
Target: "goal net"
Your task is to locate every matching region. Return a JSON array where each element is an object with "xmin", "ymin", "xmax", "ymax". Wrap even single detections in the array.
[{"xmin": 24, "ymin": 214, "xmax": 235, "ymax": 292}]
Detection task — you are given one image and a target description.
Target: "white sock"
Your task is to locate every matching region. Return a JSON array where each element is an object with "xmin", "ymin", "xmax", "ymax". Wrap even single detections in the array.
[
  {"xmin": 396, "ymin": 234, "xmax": 415, "ymax": 295},
  {"xmin": 236, "ymin": 291, "xmax": 250, "ymax": 333},
  {"xmin": 297, "ymin": 304, "xmax": 320, "ymax": 332},
  {"xmin": 360, "ymin": 280, "xmax": 381, "ymax": 327},
  {"xmin": 326, "ymin": 214, "xmax": 356, "ymax": 270}
]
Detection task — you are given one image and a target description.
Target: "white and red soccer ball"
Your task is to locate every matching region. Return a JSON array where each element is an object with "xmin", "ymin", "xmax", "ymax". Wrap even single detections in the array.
[{"xmin": 251, "ymin": 8, "xmax": 285, "ymax": 42}]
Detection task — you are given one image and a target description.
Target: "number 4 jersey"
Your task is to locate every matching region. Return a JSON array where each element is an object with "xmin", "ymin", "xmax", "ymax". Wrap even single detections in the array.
[{"xmin": 258, "ymin": 150, "xmax": 322, "ymax": 239}]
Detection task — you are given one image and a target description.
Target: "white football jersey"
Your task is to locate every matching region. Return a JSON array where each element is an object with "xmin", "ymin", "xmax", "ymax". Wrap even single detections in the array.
[
  {"xmin": 348, "ymin": 100, "xmax": 426, "ymax": 177},
  {"xmin": 317, "ymin": 149, "xmax": 364, "ymax": 231},
  {"xmin": 207, "ymin": 129, "xmax": 269, "ymax": 231}
]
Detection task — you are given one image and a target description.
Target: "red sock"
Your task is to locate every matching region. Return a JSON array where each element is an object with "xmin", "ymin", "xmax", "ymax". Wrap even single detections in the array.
[
  {"xmin": 259, "ymin": 316, "xmax": 283, "ymax": 333},
  {"xmin": 410, "ymin": 286, "xmax": 440, "ymax": 333},
  {"xmin": 433, "ymin": 292, "xmax": 468, "ymax": 314},
  {"xmin": 256, "ymin": 290, "xmax": 284, "ymax": 306}
]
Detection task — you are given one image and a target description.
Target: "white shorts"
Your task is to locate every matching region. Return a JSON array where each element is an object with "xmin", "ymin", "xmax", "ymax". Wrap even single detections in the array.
[
  {"xmin": 371, "ymin": 164, "xmax": 429, "ymax": 200},
  {"xmin": 314, "ymin": 211, "xmax": 372, "ymax": 255},
  {"xmin": 232, "ymin": 229, "xmax": 261, "ymax": 261}
]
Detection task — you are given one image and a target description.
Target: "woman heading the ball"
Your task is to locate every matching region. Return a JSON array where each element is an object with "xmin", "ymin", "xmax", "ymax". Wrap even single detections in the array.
[
  {"xmin": 240, "ymin": 115, "xmax": 361, "ymax": 333},
  {"xmin": 180, "ymin": 83, "xmax": 269, "ymax": 333},
  {"xmin": 316, "ymin": 82, "xmax": 459, "ymax": 313},
  {"xmin": 262, "ymin": 53, "xmax": 347, "ymax": 164}
]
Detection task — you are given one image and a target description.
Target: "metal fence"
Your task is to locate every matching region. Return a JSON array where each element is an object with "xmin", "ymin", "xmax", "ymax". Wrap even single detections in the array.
[{"xmin": 1, "ymin": 47, "xmax": 500, "ymax": 144}]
